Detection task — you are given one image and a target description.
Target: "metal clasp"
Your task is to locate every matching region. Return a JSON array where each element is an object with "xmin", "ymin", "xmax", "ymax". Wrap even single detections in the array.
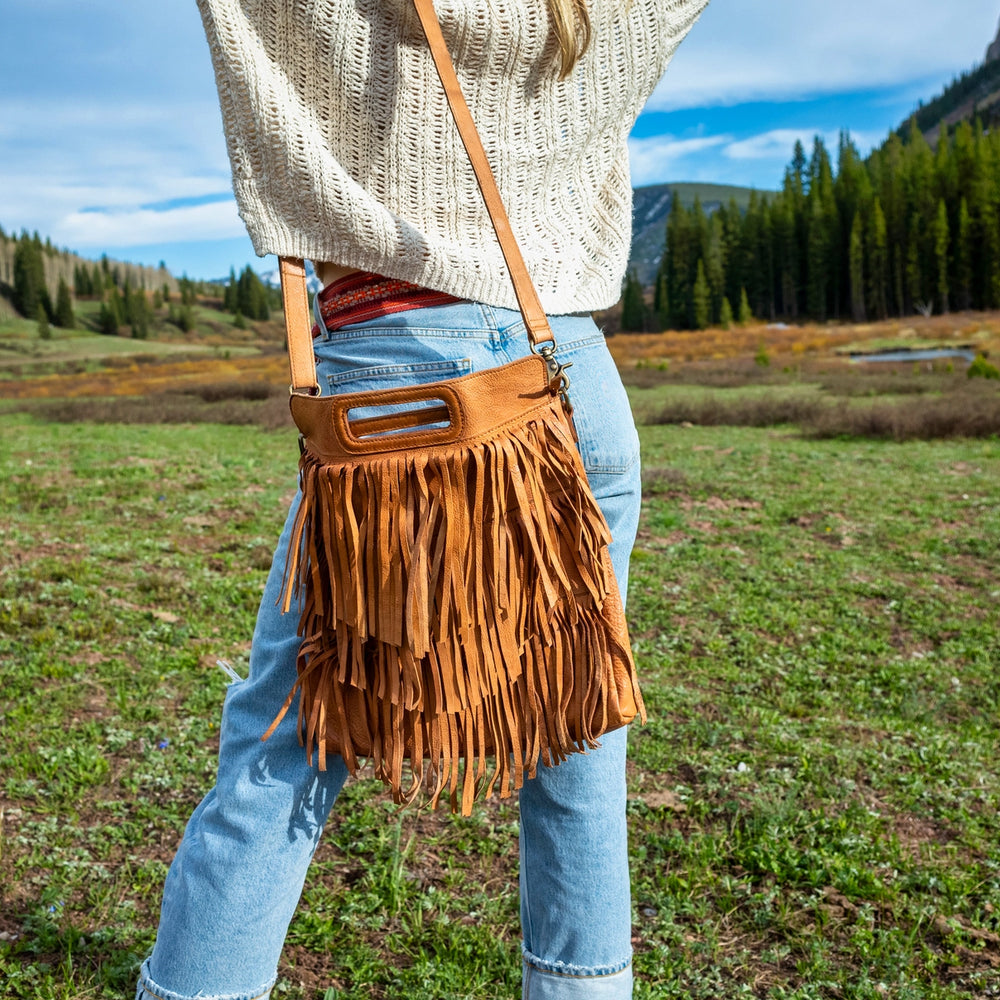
[{"xmin": 532, "ymin": 341, "xmax": 573, "ymax": 407}]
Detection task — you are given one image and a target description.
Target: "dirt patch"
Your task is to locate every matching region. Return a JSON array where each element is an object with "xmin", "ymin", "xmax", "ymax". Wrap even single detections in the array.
[
  {"xmin": 681, "ymin": 496, "xmax": 762, "ymax": 512},
  {"xmin": 281, "ymin": 945, "xmax": 346, "ymax": 995},
  {"xmin": 890, "ymin": 813, "xmax": 959, "ymax": 856},
  {"xmin": 629, "ymin": 787, "xmax": 687, "ymax": 812}
]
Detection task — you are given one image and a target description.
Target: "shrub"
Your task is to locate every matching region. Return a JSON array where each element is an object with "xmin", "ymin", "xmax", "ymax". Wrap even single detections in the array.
[
  {"xmin": 21, "ymin": 394, "xmax": 293, "ymax": 431},
  {"xmin": 719, "ymin": 297, "xmax": 733, "ymax": 330},
  {"xmin": 180, "ymin": 381, "xmax": 277, "ymax": 402},
  {"xmin": 647, "ymin": 387, "xmax": 1000, "ymax": 441},
  {"xmin": 806, "ymin": 395, "xmax": 1000, "ymax": 441},
  {"xmin": 652, "ymin": 394, "xmax": 822, "ymax": 428},
  {"xmin": 967, "ymin": 354, "xmax": 1000, "ymax": 380}
]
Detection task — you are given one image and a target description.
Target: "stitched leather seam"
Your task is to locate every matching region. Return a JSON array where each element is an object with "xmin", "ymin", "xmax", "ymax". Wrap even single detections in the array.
[{"xmin": 302, "ymin": 393, "xmax": 562, "ymax": 461}]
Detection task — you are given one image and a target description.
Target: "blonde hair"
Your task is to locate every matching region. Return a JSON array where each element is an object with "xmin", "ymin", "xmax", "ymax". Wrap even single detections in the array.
[{"xmin": 545, "ymin": 0, "xmax": 591, "ymax": 78}]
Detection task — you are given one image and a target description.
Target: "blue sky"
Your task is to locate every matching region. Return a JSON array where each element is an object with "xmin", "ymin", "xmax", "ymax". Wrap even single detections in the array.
[{"xmin": 2, "ymin": 1, "xmax": 998, "ymax": 280}]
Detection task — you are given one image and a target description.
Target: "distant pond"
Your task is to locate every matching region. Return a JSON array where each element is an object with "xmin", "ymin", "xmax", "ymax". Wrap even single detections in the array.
[{"xmin": 849, "ymin": 347, "xmax": 978, "ymax": 364}]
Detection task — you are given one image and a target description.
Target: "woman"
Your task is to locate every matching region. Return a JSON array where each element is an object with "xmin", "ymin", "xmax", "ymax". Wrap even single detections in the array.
[{"xmin": 137, "ymin": 1, "xmax": 708, "ymax": 997}]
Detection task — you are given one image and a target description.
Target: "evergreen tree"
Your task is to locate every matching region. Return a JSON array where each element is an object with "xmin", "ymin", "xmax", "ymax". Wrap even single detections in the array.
[
  {"xmin": 867, "ymin": 198, "xmax": 889, "ymax": 320},
  {"xmin": 807, "ymin": 137, "xmax": 839, "ymax": 318},
  {"xmin": 933, "ymin": 198, "xmax": 950, "ymax": 313},
  {"xmin": 772, "ymin": 197, "xmax": 798, "ymax": 318},
  {"xmin": 36, "ymin": 303, "xmax": 51, "ymax": 341},
  {"xmin": 955, "ymin": 197, "xmax": 972, "ymax": 310},
  {"xmin": 236, "ymin": 265, "xmax": 270, "ymax": 320},
  {"xmin": 703, "ymin": 212, "xmax": 726, "ymax": 321},
  {"xmin": 125, "ymin": 283, "xmax": 151, "ymax": 339},
  {"xmin": 13, "ymin": 232, "xmax": 46, "ymax": 318},
  {"xmin": 98, "ymin": 288, "xmax": 123, "ymax": 335},
  {"xmin": 73, "ymin": 264, "xmax": 92, "ymax": 298},
  {"xmin": 738, "ymin": 287, "xmax": 753, "ymax": 325},
  {"xmin": 806, "ymin": 192, "xmax": 829, "ymax": 320},
  {"xmin": 719, "ymin": 296, "xmax": 733, "ymax": 329},
  {"xmin": 620, "ymin": 270, "xmax": 646, "ymax": 331},
  {"xmin": 665, "ymin": 197, "xmax": 695, "ymax": 328},
  {"xmin": 224, "ymin": 267, "xmax": 238, "ymax": 313},
  {"xmin": 55, "ymin": 277, "xmax": 75, "ymax": 329},
  {"xmin": 905, "ymin": 213, "xmax": 923, "ymax": 312},
  {"xmin": 747, "ymin": 193, "xmax": 774, "ymax": 320},
  {"xmin": 653, "ymin": 267, "xmax": 669, "ymax": 329},
  {"xmin": 692, "ymin": 259, "xmax": 710, "ymax": 330},
  {"xmin": 788, "ymin": 141, "xmax": 807, "ymax": 199},
  {"xmin": 849, "ymin": 213, "xmax": 866, "ymax": 322},
  {"xmin": 973, "ymin": 135, "xmax": 1000, "ymax": 307},
  {"xmin": 837, "ymin": 131, "xmax": 872, "ymax": 317},
  {"xmin": 179, "ymin": 276, "xmax": 196, "ymax": 307}
]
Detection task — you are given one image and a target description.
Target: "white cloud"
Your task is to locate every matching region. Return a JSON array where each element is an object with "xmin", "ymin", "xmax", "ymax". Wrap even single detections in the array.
[
  {"xmin": 723, "ymin": 129, "xmax": 813, "ymax": 161},
  {"xmin": 724, "ymin": 128, "xmax": 887, "ymax": 162},
  {"xmin": 628, "ymin": 133, "xmax": 733, "ymax": 186},
  {"xmin": 57, "ymin": 201, "xmax": 245, "ymax": 250},
  {"xmin": 626, "ymin": 126, "xmax": 895, "ymax": 189},
  {"xmin": 650, "ymin": 0, "xmax": 1000, "ymax": 110},
  {"xmin": 0, "ymin": 97, "xmax": 234, "ymax": 250}
]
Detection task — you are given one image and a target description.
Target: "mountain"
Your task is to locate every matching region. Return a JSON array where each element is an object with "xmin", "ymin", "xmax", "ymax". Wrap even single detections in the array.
[
  {"xmin": 899, "ymin": 23, "xmax": 1000, "ymax": 145},
  {"xmin": 257, "ymin": 261, "xmax": 323, "ymax": 295},
  {"xmin": 629, "ymin": 181, "xmax": 766, "ymax": 287},
  {"xmin": 987, "ymin": 15, "xmax": 1000, "ymax": 63}
]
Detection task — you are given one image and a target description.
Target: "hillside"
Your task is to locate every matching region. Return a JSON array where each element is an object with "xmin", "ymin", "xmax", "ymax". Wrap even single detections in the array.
[
  {"xmin": 901, "ymin": 21, "xmax": 1000, "ymax": 145},
  {"xmin": 0, "ymin": 229, "xmax": 181, "ymax": 330},
  {"xmin": 630, "ymin": 181, "xmax": 764, "ymax": 286},
  {"xmin": 0, "ymin": 230, "xmax": 177, "ymax": 311}
]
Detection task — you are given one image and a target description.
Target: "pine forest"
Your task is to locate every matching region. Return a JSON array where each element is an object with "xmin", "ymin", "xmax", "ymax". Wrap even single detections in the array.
[{"xmin": 646, "ymin": 117, "xmax": 1000, "ymax": 332}]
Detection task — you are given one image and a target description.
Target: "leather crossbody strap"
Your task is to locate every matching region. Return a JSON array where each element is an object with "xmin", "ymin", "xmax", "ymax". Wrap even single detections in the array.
[
  {"xmin": 410, "ymin": 0, "xmax": 554, "ymax": 346},
  {"xmin": 281, "ymin": 0, "xmax": 556, "ymax": 394},
  {"xmin": 280, "ymin": 258, "xmax": 318, "ymax": 394}
]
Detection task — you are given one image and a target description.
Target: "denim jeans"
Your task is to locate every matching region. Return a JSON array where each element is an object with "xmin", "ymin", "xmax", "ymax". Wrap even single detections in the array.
[{"xmin": 136, "ymin": 301, "xmax": 642, "ymax": 1000}]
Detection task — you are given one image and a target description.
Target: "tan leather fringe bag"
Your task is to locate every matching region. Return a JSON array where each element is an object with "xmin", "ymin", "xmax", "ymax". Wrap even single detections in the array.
[{"xmin": 262, "ymin": 0, "xmax": 645, "ymax": 815}]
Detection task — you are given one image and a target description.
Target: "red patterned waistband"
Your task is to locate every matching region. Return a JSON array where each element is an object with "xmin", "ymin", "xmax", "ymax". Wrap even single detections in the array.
[{"xmin": 314, "ymin": 271, "xmax": 461, "ymax": 336}]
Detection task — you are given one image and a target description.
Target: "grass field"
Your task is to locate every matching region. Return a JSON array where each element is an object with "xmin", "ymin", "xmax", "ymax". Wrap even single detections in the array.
[
  {"xmin": 0, "ymin": 297, "xmax": 287, "ymax": 381},
  {"xmin": 1, "ymin": 311, "xmax": 998, "ymax": 999}
]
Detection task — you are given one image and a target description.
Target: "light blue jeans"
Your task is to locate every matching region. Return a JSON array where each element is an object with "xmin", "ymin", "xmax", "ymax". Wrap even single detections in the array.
[{"xmin": 137, "ymin": 301, "xmax": 642, "ymax": 1000}]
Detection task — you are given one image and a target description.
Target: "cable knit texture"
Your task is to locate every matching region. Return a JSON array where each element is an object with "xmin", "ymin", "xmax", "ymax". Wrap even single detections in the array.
[{"xmin": 196, "ymin": 0, "xmax": 709, "ymax": 313}]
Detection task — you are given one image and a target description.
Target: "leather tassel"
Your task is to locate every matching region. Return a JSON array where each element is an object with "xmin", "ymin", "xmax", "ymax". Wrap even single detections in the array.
[{"xmin": 263, "ymin": 406, "xmax": 644, "ymax": 816}]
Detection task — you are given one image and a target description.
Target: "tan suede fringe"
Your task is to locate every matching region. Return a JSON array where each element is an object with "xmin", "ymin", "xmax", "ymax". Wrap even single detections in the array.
[{"xmin": 263, "ymin": 405, "xmax": 644, "ymax": 815}]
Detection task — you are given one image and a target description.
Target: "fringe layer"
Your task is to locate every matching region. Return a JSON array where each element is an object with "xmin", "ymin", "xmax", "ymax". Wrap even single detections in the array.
[{"xmin": 264, "ymin": 405, "xmax": 644, "ymax": 814}]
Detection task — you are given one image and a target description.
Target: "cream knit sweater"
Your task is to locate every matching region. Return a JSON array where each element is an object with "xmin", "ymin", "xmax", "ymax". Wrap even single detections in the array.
[{"xmin": 197, "ymin": 0, "xmax": 709, "ymax": 313}]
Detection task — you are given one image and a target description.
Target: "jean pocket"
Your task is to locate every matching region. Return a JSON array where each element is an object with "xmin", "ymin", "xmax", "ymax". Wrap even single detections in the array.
[
  {"xmin": 325, "ymin": 357, "xmax": 472, "ymax": 393},
  {"xmin": 324, "ymin": 357, "xmax": 473, "ymax": 432}
]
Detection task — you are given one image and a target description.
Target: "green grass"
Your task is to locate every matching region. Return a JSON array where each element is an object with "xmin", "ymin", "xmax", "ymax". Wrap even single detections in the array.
[
  {"xmin": 0, "ymin": 299, "xmax": 276, "ymax": 374},
  {"xmin": 1, "ymin": 409, "xmax": 998, "ymax": 998},
  {"xmin": 0, "ymin": 329, "xmax": 261, "ymax": 372}
]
